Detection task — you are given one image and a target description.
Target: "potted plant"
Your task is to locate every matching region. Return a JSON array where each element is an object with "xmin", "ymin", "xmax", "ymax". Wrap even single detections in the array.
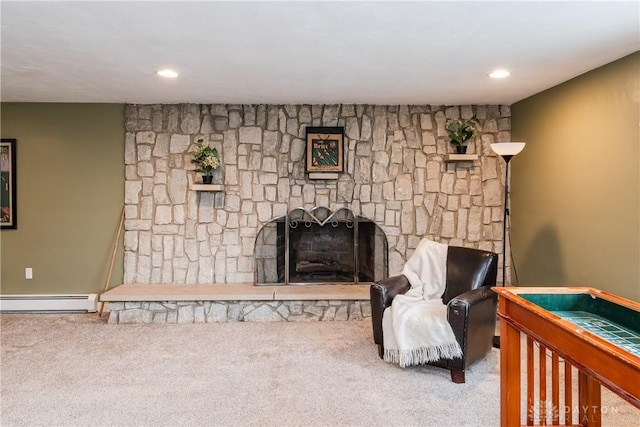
[
  {"xmin": 191, "ymin": 138, "xmax": 220, "ymax": 184},
  {"xmin": 445, "ymin": 116, "xmax": 479, "ymax": 154}
]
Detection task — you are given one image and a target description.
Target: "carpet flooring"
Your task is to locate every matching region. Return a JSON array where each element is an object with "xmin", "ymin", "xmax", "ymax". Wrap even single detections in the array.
[{"xmin": 0, "ymin": 314, "xmax": 636, "ymax": 426}]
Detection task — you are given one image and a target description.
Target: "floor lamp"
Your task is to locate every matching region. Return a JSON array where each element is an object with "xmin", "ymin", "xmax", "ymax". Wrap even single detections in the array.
[{"xmin": 490, "ymin": 142, "xmax": 526, "ymax": 348}]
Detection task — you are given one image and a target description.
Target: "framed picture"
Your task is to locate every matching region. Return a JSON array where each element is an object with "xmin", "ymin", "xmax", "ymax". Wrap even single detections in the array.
[
  {"xmin": 1, "ymin": 139, "xmax": 17, "ymax": 229},
  {"xmin": 305, "ymin": 127, "xmax": 344, "ymax": 173}
]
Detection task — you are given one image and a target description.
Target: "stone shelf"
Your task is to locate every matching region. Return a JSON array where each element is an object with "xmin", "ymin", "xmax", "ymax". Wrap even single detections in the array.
[
  {"xmin": 103, "ymin": 284, "xmax": 373, "ymax": 324},
  {"xmin": 190, "ymin": 184, "xmax": 224, "ymax": 191},
  {"xmin": 308, "ymin": 172, "xmax": 340, "ymax": 180},
  {"xmin": 101, "ymin": 283, "xmax": 371, "ymax": 302},
  {"xmin": 445, "ymin": 154, "xmax": 479, "ymax": 162}
]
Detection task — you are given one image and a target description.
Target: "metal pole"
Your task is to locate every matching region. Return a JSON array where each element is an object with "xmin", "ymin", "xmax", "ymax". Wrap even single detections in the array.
[
  {"xmin": 354, "ymin": 216, "xmax": 359, "ymax": 284},
  {"xmin": 495, "ymin": 155, "xmax": 513, "ymax": 348},
  {"xmin": 285, "ymin": 214, "xmax": 290, "ymax": 285},
  {"xmin": 495, "ymin": 153, "xmax": 517, "ymax": 348},
  {"xmin": 502, "ymin": 155, "xmax": 513, "ymax": 286}
]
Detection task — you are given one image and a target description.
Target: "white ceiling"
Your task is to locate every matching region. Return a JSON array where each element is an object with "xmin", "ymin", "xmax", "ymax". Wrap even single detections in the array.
[{"xmin": 1, "ymin": 1, "xmax": 638, "ymax": 105}]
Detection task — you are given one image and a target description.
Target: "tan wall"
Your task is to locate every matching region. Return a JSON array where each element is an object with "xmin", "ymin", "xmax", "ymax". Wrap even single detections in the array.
[
  {"xmin": 511, "ymin": 52, "xmax": 640, "ymax": 301},
  {"xmin": 0, "ymin": 103, "xmax": 125, "ymax": 294}
]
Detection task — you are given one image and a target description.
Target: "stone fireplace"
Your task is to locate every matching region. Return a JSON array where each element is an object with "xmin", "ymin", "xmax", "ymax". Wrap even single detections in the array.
[
  {"xmin": 123, "ymin": 103, "xmax": 511, "ymax": 287},
  {"xmin": 254, "ymin": 207, "xmax": 388, "ymax": 285}
]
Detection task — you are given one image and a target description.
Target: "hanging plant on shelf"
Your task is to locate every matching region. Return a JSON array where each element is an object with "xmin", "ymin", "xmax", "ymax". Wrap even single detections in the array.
[
  {"xmin": 445, "ymin": 116, "xmax": 479, "ymax": 154},
  {"xmin": 191, "ymin": 138, "xmax": 220, "ymax": 184}
]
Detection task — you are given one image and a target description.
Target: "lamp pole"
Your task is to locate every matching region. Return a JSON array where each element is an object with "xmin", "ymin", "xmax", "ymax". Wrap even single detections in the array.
[
  {"xmin": 490, "ymin": 142, "xmax": 525, "ymax": 349},
  {"xmin": 500, "ymin": 155, "xmax": 513, "ymax": 287}
]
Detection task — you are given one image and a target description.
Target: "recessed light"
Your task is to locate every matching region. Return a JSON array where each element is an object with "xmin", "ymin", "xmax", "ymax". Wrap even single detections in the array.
[
  {"xmin": 489, "ymin": 69, "xmax": 510, "ymax": 79},
  {"xmin": 157, "ymin": 69, "xmax": 179, "ymax": 78}
]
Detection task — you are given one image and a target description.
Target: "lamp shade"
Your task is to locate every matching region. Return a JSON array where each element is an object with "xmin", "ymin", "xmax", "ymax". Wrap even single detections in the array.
[{"xmin": 490, "ymin": 142, "xmax": 526, "ymax": 156}]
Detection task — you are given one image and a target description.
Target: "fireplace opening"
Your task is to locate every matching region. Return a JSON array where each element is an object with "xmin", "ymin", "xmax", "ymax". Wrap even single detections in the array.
[
  {"xmin": 255, "ymin": 207, "xmax": 388, "ymax": 285},
  {"xmin": 287, "ymin": 220, "xmax": 355, "ymax": 282}
]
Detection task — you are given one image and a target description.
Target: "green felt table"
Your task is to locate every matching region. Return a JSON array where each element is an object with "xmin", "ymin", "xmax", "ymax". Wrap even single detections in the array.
[{"xmin": 520, "ymin": 292, "xmax": 640, "ymax": 358}]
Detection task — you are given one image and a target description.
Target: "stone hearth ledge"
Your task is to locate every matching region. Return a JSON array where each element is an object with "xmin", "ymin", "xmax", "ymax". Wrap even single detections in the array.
[
  {"xmin": 101, "ymin": 283, "xmax": 370, "ymax": 302},
  {"xmin": 101, "ymin": 284, "xmax": 372, "ymax": 324}
]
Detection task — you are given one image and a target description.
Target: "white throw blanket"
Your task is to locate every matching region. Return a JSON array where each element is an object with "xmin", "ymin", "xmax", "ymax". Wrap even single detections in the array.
[{"xmin": 382, "ymin": 239, "xmax": 462, "ymax": 367}]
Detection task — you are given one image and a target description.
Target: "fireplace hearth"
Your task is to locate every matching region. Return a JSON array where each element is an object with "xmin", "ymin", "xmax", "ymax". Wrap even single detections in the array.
[{"xmin": 255, "ymin": 207, "xmax": 388, "ymax": 285}]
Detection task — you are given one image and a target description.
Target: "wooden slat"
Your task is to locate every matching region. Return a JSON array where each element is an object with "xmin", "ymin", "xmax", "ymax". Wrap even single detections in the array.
[
  {"xmin": 565, "ymin": 361, "xmax": 573, "ymax": 426},
  {"xmin": 527, "ymin": 337, "xmax": 535, "ymax": 426},
  {"xmin": 551, "ymin": 352, "xmax": 560, "ymax": 425},
  {"xmin": 500, "ymin": 311, "xmax": 521, "ymax": 427},
  {"xmin": 578, "ymin": 370, "xmax": 602, "ymax": 427},
  {"xmin": 539, "ymin": 343, "xmax": 547, "ymax": 425}
]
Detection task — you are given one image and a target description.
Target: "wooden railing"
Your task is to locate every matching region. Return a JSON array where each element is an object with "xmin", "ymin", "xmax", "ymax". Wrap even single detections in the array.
[
  {"xmin": 519, "ymin": 335, "xmax": 602, "ymax": 426},
  {"xmin": 493, "ymin": 287, "xmax": 639, "ymax": 427}
]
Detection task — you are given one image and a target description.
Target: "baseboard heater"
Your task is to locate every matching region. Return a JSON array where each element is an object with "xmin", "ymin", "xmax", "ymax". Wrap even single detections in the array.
[{"xmin": 0, "ymin": 294, "xmax": 98, "ymax": 313}]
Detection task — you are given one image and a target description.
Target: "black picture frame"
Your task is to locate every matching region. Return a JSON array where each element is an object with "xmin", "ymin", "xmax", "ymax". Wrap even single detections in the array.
[
  {"xmin": 1, "ymin": 139, "xmax": 17, "ymax": 229},
  {"xmin": 305, "ymin": 127, "xmax": 344, "ymax": 173}
]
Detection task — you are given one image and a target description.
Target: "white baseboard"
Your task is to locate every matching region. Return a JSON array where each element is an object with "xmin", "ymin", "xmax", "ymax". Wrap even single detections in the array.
[{"xmin": 0, "ymin": 294, "xmax": 98, "ymax": 313}]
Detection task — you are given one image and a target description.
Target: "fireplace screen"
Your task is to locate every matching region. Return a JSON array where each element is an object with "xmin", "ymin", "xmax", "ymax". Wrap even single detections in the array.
[{"xmin": 254, "ymin": 207, "xmax": 388, "ymax": 285}]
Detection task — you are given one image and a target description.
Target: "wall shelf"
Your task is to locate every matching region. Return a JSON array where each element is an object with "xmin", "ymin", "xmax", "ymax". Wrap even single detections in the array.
[
  {"xmin": 308, "ymin": 172, "xmax": 340, "ymax": 180},
  {"xmin": 445, "ymin": 154, "xmax": 478, "ymax": 162},
  {"xmin": 190, "ymin": 184, "xmax": 224, "ymax": 192}
]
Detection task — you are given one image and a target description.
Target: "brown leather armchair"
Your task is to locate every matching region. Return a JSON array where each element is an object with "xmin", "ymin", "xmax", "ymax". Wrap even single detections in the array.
[{"xmin": 370, "ymin": 245, "xmax": 498, "ymax": 383}]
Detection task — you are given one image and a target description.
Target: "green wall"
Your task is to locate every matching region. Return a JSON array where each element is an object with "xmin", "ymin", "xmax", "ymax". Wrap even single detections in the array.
[
  {"xmin": 3, "ymin": 55, "xmax": 639, "ymax": 303},
  {"xmin": 511, "ymin": 52, "xmax": 640, "ymax": 301},
  {"xmin": 0, "ymin": 103, "xmax": 125, "ymax": 294}
]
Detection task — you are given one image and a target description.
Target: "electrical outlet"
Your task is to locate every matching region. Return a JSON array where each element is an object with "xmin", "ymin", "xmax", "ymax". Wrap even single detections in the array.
[{"xmin": 25, "ymin": 268, "xmax": 33, "ymax": 280}]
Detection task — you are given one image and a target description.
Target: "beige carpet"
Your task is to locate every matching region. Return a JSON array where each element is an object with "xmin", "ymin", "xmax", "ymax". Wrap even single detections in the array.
[{"xmin": 0, "ymin": 314, "xmax": 636, "ymax": 427}]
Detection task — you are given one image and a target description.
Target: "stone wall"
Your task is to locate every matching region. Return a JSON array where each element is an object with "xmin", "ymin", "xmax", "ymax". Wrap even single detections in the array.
[
  {"xmin": 108, "ymin": 300, "xmax": 371, "ymax": 324},
  {"xmin": 123, "ymin": 104, "xmax": 511, "ymax": 285}
]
